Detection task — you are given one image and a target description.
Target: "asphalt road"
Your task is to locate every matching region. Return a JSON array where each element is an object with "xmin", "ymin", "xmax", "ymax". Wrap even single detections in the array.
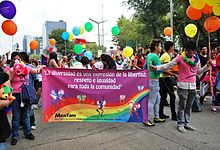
[{"xmin": 6, "ymin": 96, "xmax": 220, "ymax": 150}]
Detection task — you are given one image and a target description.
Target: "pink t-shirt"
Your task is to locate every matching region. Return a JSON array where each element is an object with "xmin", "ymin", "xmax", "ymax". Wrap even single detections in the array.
[
  {"xmin": 176, "ymin": 55, "xmax": 199, "ymax": 83},
  {"xmin": 9, "ymin": 66, "xmax": 33, "ymax": 93}
]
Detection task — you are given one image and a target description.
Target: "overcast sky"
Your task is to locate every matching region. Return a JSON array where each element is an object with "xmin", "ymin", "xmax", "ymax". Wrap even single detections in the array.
[{"xmin": 0, "ymin": 0, "xmax": 133, "ymax": 55}]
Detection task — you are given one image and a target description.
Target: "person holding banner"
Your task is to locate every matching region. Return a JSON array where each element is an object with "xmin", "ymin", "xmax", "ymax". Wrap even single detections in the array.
[
  {"xmin": 143, "ymin": 39, "xmax": 165, "ymax": 127},
  {"xmin": 150, "ymin": 41, "xmax": 211, "ymax": 133}
]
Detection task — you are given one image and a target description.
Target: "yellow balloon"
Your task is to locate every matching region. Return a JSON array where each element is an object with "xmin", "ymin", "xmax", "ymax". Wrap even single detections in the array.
[
  {"xmin": 123, "ymin": 47, "xmax": 133, "ymax": 58},
  {"xmin": 189, "ymin": 0, "xmax": 206, "ymax": 10},
  {"xmin": 204, "ymin": 0, "xmax": 219, "ymax": 6},
  {"xmin": 80, "ymin": 26, "xmax": 85, "ymax": 35},
  {"xmin": 185, "ymin": 24, "xmax": 197, "ymax": 38},
  {"xmin": 213, "ymin": 4, "xmax": 220, "ymax": 16},
  {"xmin": 68, "ymin": 32, "xmax": 74, "ymax": 41},
  {"xmin": 82, "ymin": 44, "xmax": 86, "ymax": 49}
]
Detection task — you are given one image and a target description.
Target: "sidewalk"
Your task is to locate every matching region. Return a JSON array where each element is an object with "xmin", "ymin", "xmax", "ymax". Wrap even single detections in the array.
[{"xmin": 7, "ymin": 96, "xmax": 220, "ymax": 150}]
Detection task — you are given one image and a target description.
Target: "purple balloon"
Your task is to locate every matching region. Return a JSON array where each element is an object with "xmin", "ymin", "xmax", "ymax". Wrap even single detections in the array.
[{"xmin": 0, "ymin": 0, "xmax": 16, "ymax": 19}]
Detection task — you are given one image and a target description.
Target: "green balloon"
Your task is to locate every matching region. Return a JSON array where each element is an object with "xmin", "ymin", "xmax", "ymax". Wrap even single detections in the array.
[
  {"xmin": 84, "ymin": 22, "xmax": 93, "ymax": 32},
  {"xmin": 111, "ymin": 26, "xmax": 120, "ymax": 36},
  {"xmin": 74, "ymin": 44, "xmax": 83, "ymax": 55}
]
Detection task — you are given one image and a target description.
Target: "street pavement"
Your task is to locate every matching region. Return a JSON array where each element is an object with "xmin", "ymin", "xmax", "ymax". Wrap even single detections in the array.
[{"xmin": 6, "ymin": 96, "xmax": 220, "ymax": 150}]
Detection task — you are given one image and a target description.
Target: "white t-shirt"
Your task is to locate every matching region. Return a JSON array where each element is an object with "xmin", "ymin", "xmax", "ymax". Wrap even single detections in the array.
[{"xmin": 94, "ymin": 61, "xmax": 104, "ymax": 70}]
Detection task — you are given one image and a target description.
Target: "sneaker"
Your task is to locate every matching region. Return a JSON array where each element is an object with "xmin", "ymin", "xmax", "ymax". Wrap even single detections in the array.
[
  {"xmin": 31, "ymin": 125, "xmax": 36, "ymax": 130},
  {"xmin": 184, "ymin": 124, "xmax": 196, "ymax": 131},
  {"xmin": 177, "ymin": 126, "xmax": 186, "ymax": 133},
  {"xmin": 11, "ymin": 138, "xmax": 17, "ymax": 145},
  {"xmin": 143, "ymin": 121, "xmax": 155, "ymax": 127},
  {"xmin": 211, "ymin": 104, "xmax": 217, "ymax": 112},
  {"xmin": 25, "ymin": 134, "xmax": 35, "ymax": 140},
  {"xmin": 159, "ymin": 114, "xmax": 169, "ymax": 119},
  {"xmin": 154, "ymin": 118, "xmax": 165, "ymax": 123}
]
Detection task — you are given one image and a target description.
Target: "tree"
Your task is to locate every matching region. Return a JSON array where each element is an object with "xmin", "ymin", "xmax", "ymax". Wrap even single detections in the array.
[
  {"xmin": 30, "ymin": 54, "xmax": 40, "ymax": 60},
  {"xmin": 49, "ymin": 29, "xmax": 75, "ymax": 55},
  {"xmin": 86, "ymin": 43, "xmax": 106, "ymax": 56}
]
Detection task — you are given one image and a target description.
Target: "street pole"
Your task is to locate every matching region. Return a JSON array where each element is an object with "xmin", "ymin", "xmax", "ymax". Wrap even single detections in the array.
[
  {"xmin": 89, "ymin": 18, "xmax": 107, "ymax": 49},
  {"xmin": 170, "ymin": 0, "xmax": 174, "ymax": 41}
]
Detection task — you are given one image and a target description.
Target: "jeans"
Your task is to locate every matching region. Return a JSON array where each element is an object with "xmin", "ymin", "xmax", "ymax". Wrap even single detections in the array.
[
  {"xmin": 11, "ymin": 93, "xmax": 32, "ymax": 139},
  {"xmin": 148, "ymin": 80, "xmax": 160, "ymax": 120},
  {"xmin": 0, "ymin": 142, "xmax": 6, "ymax": 150},
  {"xmin": 177, "ymin": 88, "xmax": 196, "ymax": 127}
]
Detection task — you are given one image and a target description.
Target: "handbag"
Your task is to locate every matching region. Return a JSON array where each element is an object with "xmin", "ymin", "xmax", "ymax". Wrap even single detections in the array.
[{"xmin": 21, "ymin": 83, "xmax": 39, "ymax": 104}]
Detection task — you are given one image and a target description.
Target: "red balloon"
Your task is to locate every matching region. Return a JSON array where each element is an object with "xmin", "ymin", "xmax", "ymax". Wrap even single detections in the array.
[
  {"xmin": 186, "ymin": 6, "xmax": 202, "ymax": 20},
  {"xmin": 204, "ymin": 16, "xmax": 220, "ymax": 33},
  {"xmin": 202, "ymin": 4, "xmax": 213, "ymax": 15},
  {"xmin": 49, "ymin": 47, "xmax": 53, "ymax": 52},
  {"xmin": 1, "ymin": 20, "xmax": 17, "ymax": 36},
  {"xmin": 30, "ymin": 40, "xmax": 39, "ymax": 50}
]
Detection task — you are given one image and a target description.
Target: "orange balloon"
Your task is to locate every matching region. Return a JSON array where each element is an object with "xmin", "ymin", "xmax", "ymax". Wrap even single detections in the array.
[
  {"xmin": 204, "ymin": 16, "xmax": 220, "ymax": 33},
  {"xmin": 202, "ymin": 4, "xmax": 213, "ymax": 14},
  {"xmin": 186, "ymin": 6, "xmax": 202, "ymax": 20},
  {"xmin": 49, "ymin": 38, "xmax": 56, "ymax": 46},
  {"xmin": 1, "ymin": 20, "xmax": 17, "ymax": 36},
  {"xmin": 30, "ymin": 40, "xmax": 39, "ymax": 50},
  {"xmin": 164, "ymin": 27, "xmax": 173, "ymax": 36}
]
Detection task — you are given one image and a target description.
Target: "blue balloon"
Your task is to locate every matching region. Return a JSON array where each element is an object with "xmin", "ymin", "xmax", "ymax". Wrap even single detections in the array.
[
  {"xmin": 0, "ymin": 0, "xmax": 16, "ymax": 19},
  {"xmin": 72, "ymin": 27, "xmax": 80, "ymax": 36},
  {"xmin": 62, "ymin": 32, "xmax": 70, "ymax": 40},
  {"xmin": 84, "ymin": 51, "xmax": 93, "ymax": 60}
]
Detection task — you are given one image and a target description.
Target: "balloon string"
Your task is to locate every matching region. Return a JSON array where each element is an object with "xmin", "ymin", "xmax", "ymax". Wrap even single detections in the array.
[{"xmin": 208, "ymin": 32, "xmax": 214, "ymax": 97}]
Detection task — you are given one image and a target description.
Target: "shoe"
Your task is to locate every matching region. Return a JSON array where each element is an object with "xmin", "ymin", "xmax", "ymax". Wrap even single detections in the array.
[
  {"xmin": 184, "ymin": 124, "xmax": 196, "ymax": 131},
  {"xmin": 154, "ymin": 118, "xmax": 165, "ymax": 123},
  {"xmin": 31, "ymin": 125, "xmax": 36, "ymax": 130},
  {"xmin": 25, "ymin": 134, "xmax": 35, "ymax": 140},
  {"xmin": 171, "ymin": 113, "xmax": 177, "ymax": 121},
  {"xmin": 177, "ymin": 126, "xmax": 186, "ymax": 133},
  {"xmin": 159, "ymin": 114, "xmax": 169, "ymax": 119},
  {"xmin": 11, "ymin": 139, "xmax": 17, "ymax": 145},
  {"xmin": 211, "ymin": 104, "xmax": 217, "ymax": 112},
  {"xmin": 143, "ymin": 121, "xmax": 155, "ymax": 127}
]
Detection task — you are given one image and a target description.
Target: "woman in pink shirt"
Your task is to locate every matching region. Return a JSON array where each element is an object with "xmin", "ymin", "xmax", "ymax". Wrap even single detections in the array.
[{"xmin": 5, "ymin": 52, "xmax": 41, "ymax": 145}]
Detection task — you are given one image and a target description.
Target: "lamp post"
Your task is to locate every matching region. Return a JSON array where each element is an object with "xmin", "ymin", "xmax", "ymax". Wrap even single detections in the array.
[
  {"xmin": 89, "ymin": 18, "xmax": 107, "ymax": 48},
  {"xmin": 170, "ymin": 0, "xmax": 174, "ymax": 41}
]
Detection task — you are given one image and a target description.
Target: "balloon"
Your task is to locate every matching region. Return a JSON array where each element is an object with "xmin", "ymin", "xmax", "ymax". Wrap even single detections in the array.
[
  {"xmin": 202, "ymin": 4, "xmax": 213, "ymax": 15},
  {"xmin": 123, "ymin": 47, "xmax": 133, "ymax": 58},
  {"xmin": 80, "ymin": 26, "xmax": 85, "ymax": 35},
  {"xmin": 204, "ymin": 16, "xmax": 220, "ymax": 33},
  {"xmin": 84, "ymin": 22, "xmax": 93, "ymax": 32},
  {"xmin": 84, "ymin": 51, "xmax": 93, "ymax": 60},
  {"xmin": 0, "ymin": 0, "xmax": 16, "ymax": 19},
  {"xmin": 111, "ymin": 26, "xmax": 120, "ymax": 36},
  {"xmin": 62, "ymin": 32, "xmax": 70, "ymax": 40},
  {"xmin": 1, "ymin": 20, "xmax": 17, "ymax": 36},
  {"xmin": 82, "ymin": 44, "xmax": 86, "ymax": 49},
  {"xmin": 48, "ymin": 47, "xmax": 54, "ymax": 53},
  {"xmin": 74, "ymin": 44, "xmax": 83, "ymax": 55},
  {"xmin": 186, "ymin": 6, "xmax": 202, "ymax": 20},
  {"xmin": 30, "ymin": 40, "xmax": 39, "ymax": 50},
  {"xmin": 49, "ymin": 38, "xmax": 56, "ymax": 46},
  {"xmin": 164, "ymin": 27, "xmax": 172, "ymax": 36},
  {"xmin": 189, "ymin": 0, "xmax": 206, "ymax": 10},
  {"xmin": 72, "ymin": 27, "xmax": 80, "ymax": 36},
  {"xmin": 213, "ymin": 4, "xmax": 220, "ymax": 16},
  {"xmin": 204, "ymin": 0, "xmax": 219, "ymax": 6},
  {"xmin": 184, "ymin": 24, "xmax": 197, "ymax": 38},
  {"xmin": 68, "ymin": 32, "xmax": 74, "ymax": 41}
]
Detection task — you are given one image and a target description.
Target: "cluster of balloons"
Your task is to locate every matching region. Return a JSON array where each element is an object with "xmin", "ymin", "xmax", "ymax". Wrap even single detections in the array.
[
  {"xmin": 0, "ymin": 0, "xmax": 17, "ymax": 36},
  {"xmin": 184, "ymin": 0, "xmax": 220, "ymax": 38}
]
